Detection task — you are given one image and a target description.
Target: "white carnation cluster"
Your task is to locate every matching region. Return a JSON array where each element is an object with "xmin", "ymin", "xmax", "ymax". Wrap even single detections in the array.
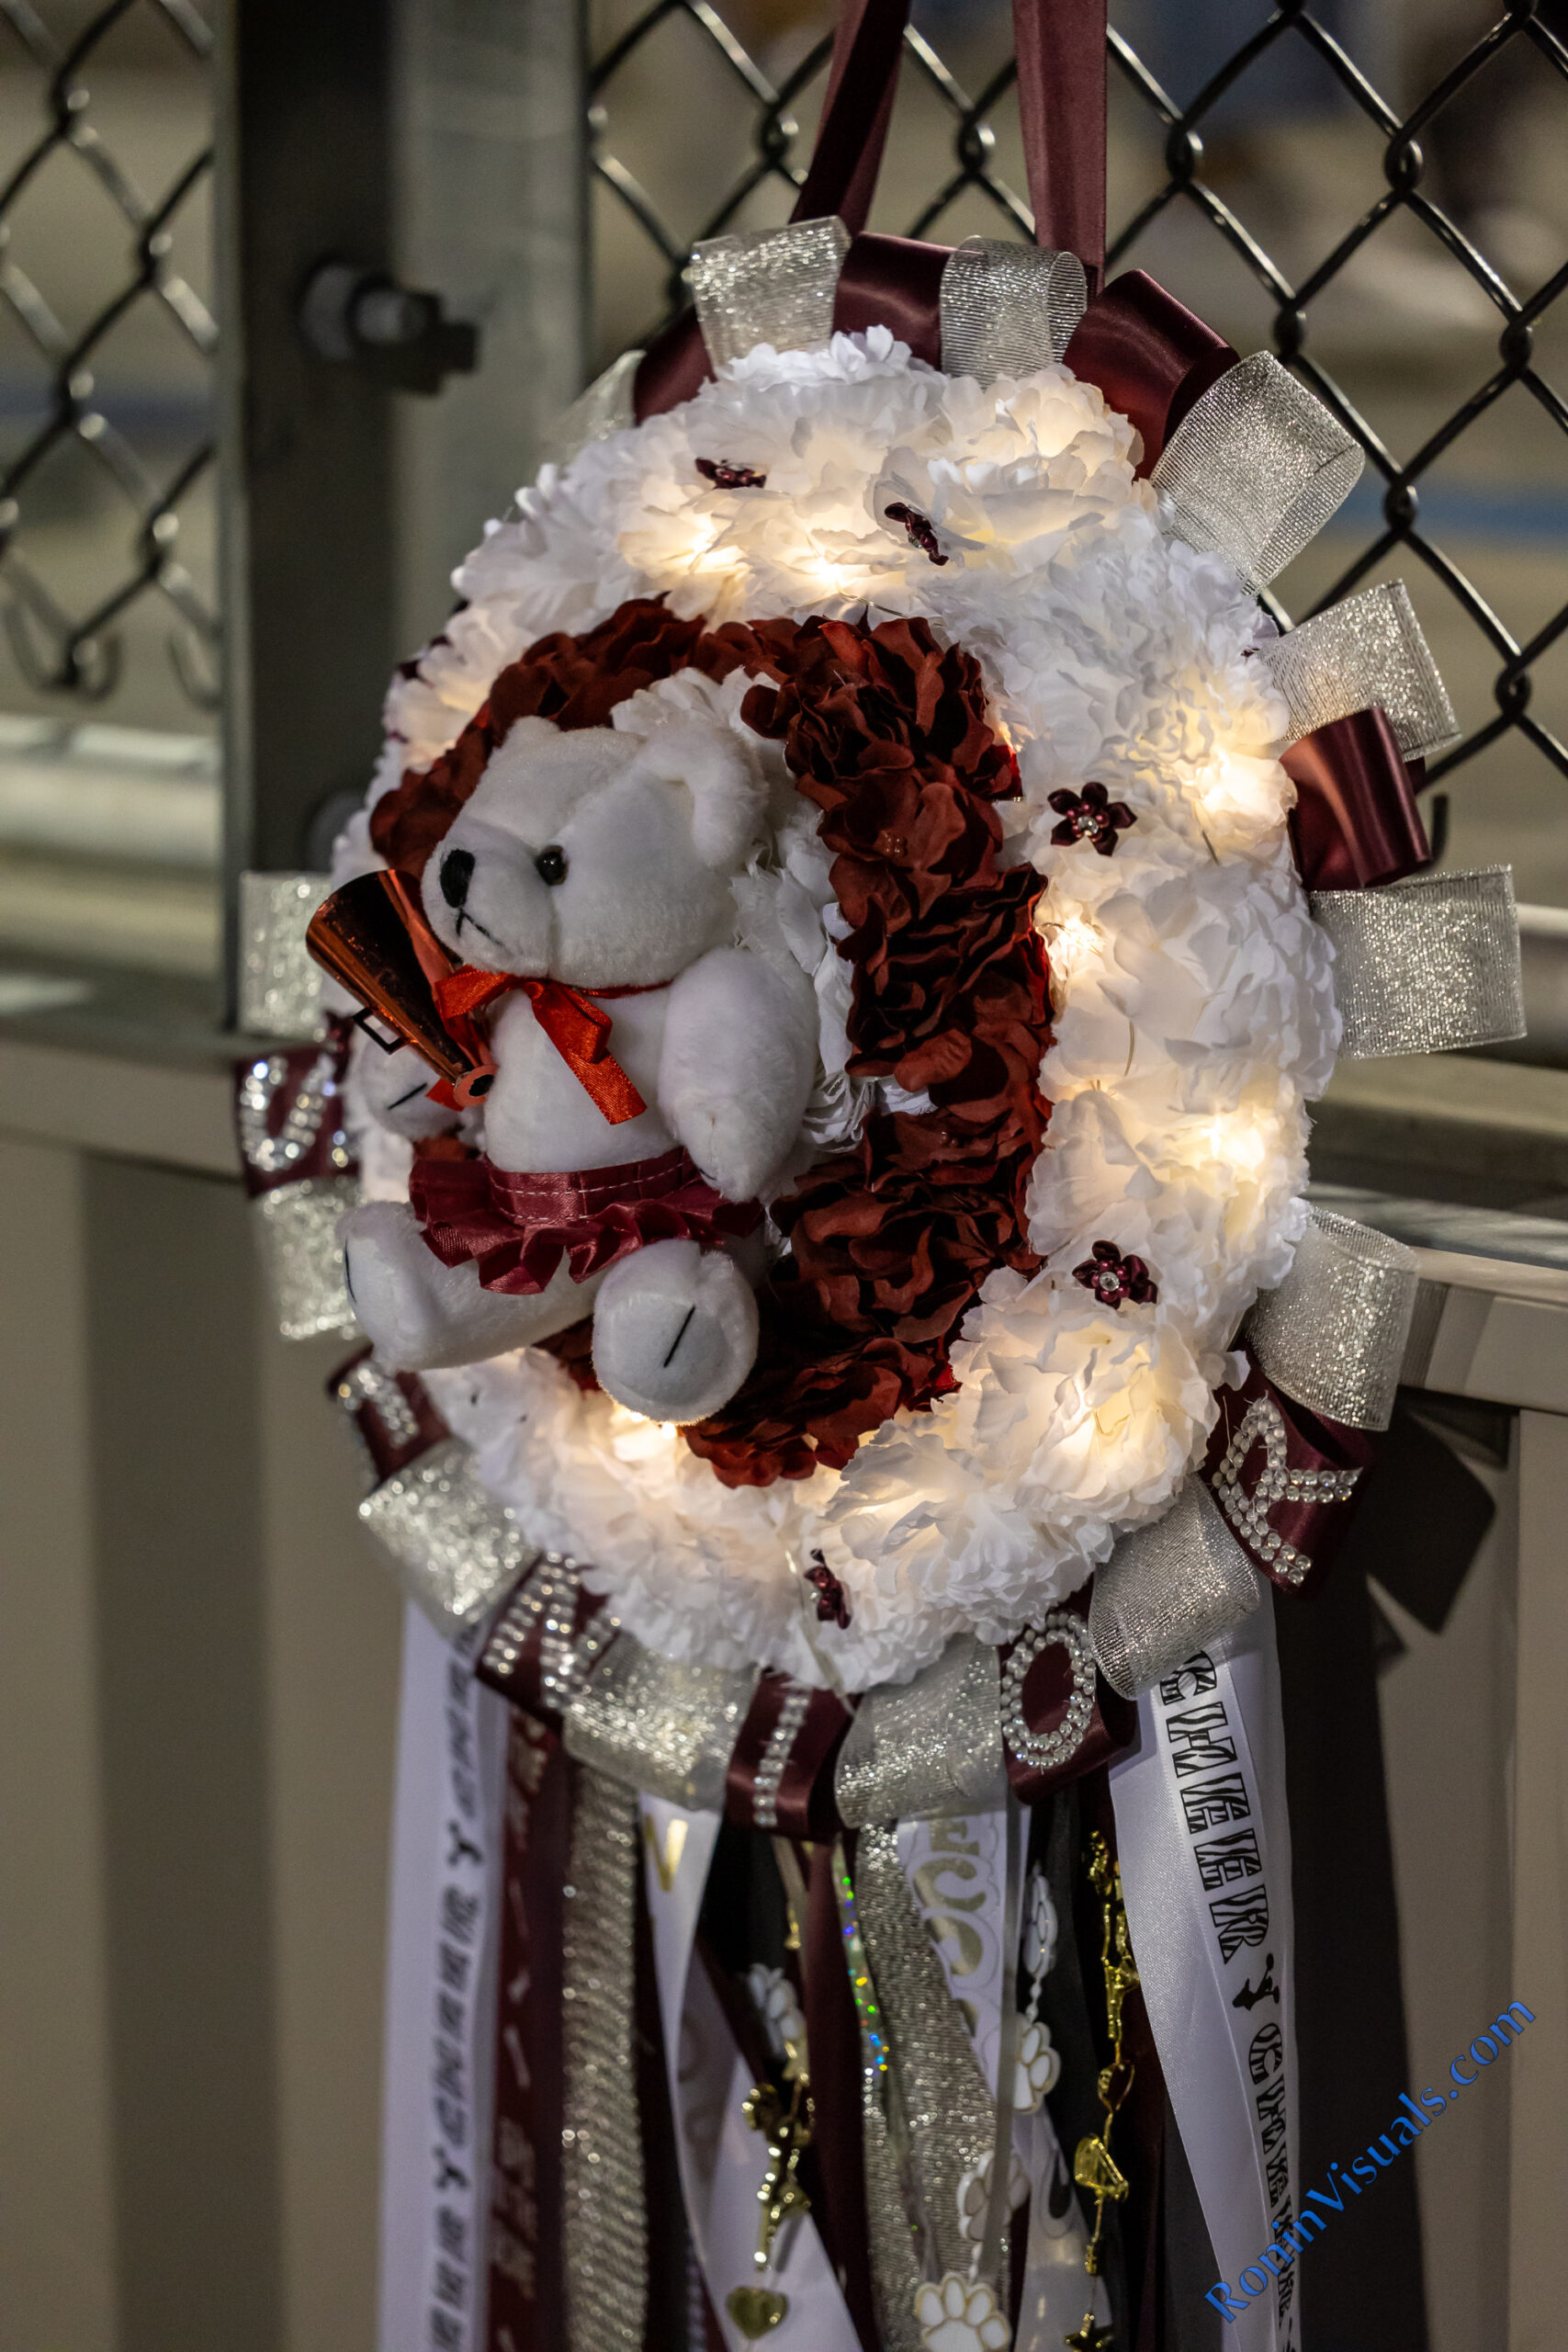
[{"xmin": 353, "ymin": 330, "xmax": 1339, "ymax": 1691}]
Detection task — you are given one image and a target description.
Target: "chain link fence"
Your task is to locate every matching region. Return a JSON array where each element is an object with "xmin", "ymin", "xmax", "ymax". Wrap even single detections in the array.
[
  {"xmin": 0, "ymin": 0, "xmax": 217, "ymax": 724},
  {"xmin": 590, "ymin": 0, "xmax": 1568, "ymax": 891}
]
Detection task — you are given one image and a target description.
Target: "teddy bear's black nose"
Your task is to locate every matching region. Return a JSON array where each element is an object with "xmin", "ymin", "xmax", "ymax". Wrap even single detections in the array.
[
  {"xmin": 438, "ymin": 848, "xmax": 474, "ymax": 908},
  {"xmin": 535, "ymin": 845, "xmax": 568, "ymax": 887}
]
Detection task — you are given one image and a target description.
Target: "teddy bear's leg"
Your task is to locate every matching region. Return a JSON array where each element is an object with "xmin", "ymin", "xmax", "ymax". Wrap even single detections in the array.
[
  {"xmin": 342, "ymin": 1200, "xmax": 604, "ymax": 1371},
  {"xmin": 590, "ymin": 1238, "xmax": 760, "ymax": 1424}
]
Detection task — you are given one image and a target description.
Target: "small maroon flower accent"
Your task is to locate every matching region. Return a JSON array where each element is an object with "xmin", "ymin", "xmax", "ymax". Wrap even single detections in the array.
[
  {"xmin": 695, "ymin": 458, "xmax": 767, "ymax": 489},
  {"xmin": 1048, "ymin": 783, "xmax": 1136, "ymax": 856},
  {"xmin": 807, "ymin": 1552, "xmax": 852, "ymax": 1629},
  {"xmin": 884, "ymin": 501, "xmax": 950, "ymax": 566},
  {"xmin": 1073, "ymin": 1239, "xmax": 1157, "ymax": 1310}
]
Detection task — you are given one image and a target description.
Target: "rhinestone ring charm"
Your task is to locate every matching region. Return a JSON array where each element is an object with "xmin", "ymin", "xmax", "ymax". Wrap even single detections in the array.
[{"xmin": 1000, "ymin": 1609, "xmax": 1096, "ymax": 1772}]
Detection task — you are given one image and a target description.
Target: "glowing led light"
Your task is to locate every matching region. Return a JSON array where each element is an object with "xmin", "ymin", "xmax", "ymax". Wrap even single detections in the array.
[{"xmin": 1204, "ymin": 1113, "xmax": 1271, "ymax": 1175}]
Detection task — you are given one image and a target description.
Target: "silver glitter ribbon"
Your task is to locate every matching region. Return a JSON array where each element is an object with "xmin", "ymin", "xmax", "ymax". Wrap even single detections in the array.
[
  {"xmin": 854, "ymin": 1824, "xmax": 998, "ymax": 2290},
  {"xmin": 562, "ymin": 1765, "xmax": 647, "ymax": 2352},
  {"xmin": 1312, "ymin": 863, "xmax": 1526, "ymax": 1057},
  {"xmin": 358, "ymin": 1433, "xmax": 534, "ymax": 1631},
  {"xmin": 541, "ymin": 347, "xmax": 642, "ymax": 468},
  {"xmin": 689, "ymin": 215, "xmax": 850, "ymax": 371},
  {"xmin": 1259, "ymin": 580, "xmax": 1459, "ymax": 760},
  {"xmin": 251, "ymin": 1175, "xmax": 357, "ymax": 1340},
  {"xmin": 238, "ymin": 871, "xmax": 330, "ymax": 1038},
  {"xmin": 1089, "ymin": 1479, "xmax": 1263, "ymax": 1700},
  {"xmin": 1150, "ymin": 351, "xmax": 1363, "ymax": 591},
  {"xmin": 938, "ymin": 236, "xmax": 1088, "ymax": 383},
  {"xmin": 835, "ymin": 1635, "xmax": 1006, "ymax": 1826},
  {"xmin": 1247, "ymin": 1206, "xmax": 1418, "ymax": 1431},
  {"xmin": 835, "ymin": 1849, "xmax": 925, "ymax": 2352},
  {"xmin": 562, "ymin": 1634, "xmax": 759, "ymax": 1808}
]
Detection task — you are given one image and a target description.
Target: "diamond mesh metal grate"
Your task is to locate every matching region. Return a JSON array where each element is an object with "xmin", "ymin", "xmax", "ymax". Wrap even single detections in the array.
[
  {"xmin": 589, "ymin": 0, "xmax": 1568, "ymax": 811},
  {"xmin": 0, "ymin": 0, "xmax": 217, "ymax": 715}
]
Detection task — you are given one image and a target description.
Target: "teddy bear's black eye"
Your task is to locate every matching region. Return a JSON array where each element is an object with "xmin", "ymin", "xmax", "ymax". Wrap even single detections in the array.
[{"xmin": 535, "ymin": 845, "xmax": 568, "ymax": 887}]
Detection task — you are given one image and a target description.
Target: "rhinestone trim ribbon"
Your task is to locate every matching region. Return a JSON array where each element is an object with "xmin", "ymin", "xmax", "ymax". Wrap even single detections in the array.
[
  {"xmin": 1212, "ymin": 1397, "xmax": 1360, "ymax": 1589},
  {"xmin": 689, "ymin": 215, "xmax": 850, "ymax": 372},
  {"xmin": 999, "ymin": 1610, "xmax": 1097, "ymax": 1766},
  {"xmin": 358, "ymin": 1435, "xmax": 534, "ymax": 1630},
  {"xmin": 751, "ymin": 1682, "xmax": 812, "ymax": 1830},
  {"xmin": 481, "ymin": 1550, "xmax": 615, "ymax": 1715},
  {"xmin": 833, "ymin": 1848, "xmax": 924, "ymax": 2352},
  {"xmin": 1151, "ymin": 351, "xmax": 1363, "ymax": 592},
  {"xmin": 939, "ymin": 236, "xmax": 1088, "ymax": 385},
  {"xmin": 1247, "ymin": 1206, "xmax": 1418, "ymax": 1430},
  {"xmin": 1088, "ymin": 1479, "xmax": 1263, "ymax": 1700},
  {"xmin": 562, "ymin": 1765, "xmax": 646, "ymax": 2352},
  {"xmin": 1260, "ymin": 579, "xmax": 1459, "ymax": 760},
  {"xmin": 1312, "ymin": 863, "xmax": 1525, "ymax": 1058}
]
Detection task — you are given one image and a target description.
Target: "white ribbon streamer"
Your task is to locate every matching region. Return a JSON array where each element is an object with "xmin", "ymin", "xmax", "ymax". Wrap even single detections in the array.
[
  {"xmin": 638, "ymin": 1795, "xmax": 861, "ymax": 2352},
  {"xmin": 1111, "ymin": 1605, "xmax": 1300, "ymax": 2352},
  {"xmin": 378, "ymin": 1604, "xmax": 509, "ymax": 2352}
]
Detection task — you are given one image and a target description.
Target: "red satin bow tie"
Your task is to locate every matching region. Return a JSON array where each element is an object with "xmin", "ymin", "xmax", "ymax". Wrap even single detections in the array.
[{"xmin": 433, "ymin": 965, "xmax": 649, "ymax": 1125}]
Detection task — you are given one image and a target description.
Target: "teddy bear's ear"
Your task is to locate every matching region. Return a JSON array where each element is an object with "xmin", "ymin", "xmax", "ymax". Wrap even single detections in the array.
[{"xmin": 629, "ymin": 718, "xmax": 767, "ymax": 871}]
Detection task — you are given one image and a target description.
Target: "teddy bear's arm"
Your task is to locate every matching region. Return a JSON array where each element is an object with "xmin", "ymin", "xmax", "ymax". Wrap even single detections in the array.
[{"xmin": 656, "ymin": 945, "xmax": 818, "ymax": 1204}]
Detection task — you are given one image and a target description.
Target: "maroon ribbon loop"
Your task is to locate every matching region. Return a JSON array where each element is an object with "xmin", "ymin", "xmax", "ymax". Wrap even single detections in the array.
[
  {"xmin": 790, "ymin": 0, "xmax": 911, "ymax": 234},
  {"xmin": 1013, "ymin": 0, "xmax": 1109, "ymax": 284},
  {"xmin": 1283, "ymin": 706, "xmax": 1431, "ymax": 892}
]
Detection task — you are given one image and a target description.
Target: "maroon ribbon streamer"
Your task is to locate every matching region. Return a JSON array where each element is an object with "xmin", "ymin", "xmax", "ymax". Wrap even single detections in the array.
[
  {"xmin": 1283, "ymin": 705, "xmax": 1431, "ymax": 891},
  {"xmin": 484, "ymin": 1713, "xmax": 568, "ymax": 2349},
  {"xmin": 790, "ymin": 0, "xmax": 909, "ymax": 235},
  {"xmin": 724, "ymin": 1674, "xmax": 855, "ymax": 1838},
  {"xmin": 1013, "ymin": 0, "xmax": 1108, "ymax": 286}
]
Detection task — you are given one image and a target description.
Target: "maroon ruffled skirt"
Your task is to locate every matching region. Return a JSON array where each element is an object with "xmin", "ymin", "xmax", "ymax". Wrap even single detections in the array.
[{"xmin": 409, "ymin": 1146, "xmax": 761, "ymax": 1295}]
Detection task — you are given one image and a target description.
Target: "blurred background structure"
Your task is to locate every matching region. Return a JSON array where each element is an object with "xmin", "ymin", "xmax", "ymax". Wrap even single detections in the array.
[{"xmin": 1, "ymin": 7, "xmax": 1566, "ymax": 2352}]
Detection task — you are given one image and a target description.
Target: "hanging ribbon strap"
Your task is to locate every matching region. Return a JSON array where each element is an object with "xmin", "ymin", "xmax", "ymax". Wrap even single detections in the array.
[
  {"xmin": 432, "ymin": 966, "xmax": 649, "ymax": 1124},
  {"xmin": 790, "ymin": 0, "xmax": 910, "ymax": 234},
  {"xmin": 1013, "ymin": 0, "xmax": 1107, "ymax": 282}
]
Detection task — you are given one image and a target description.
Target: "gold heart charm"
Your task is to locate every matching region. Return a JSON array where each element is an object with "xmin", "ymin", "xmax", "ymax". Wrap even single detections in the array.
[{"xmin": 727, "ymin": 2285, "xmax": 789, "ymax": 2337}]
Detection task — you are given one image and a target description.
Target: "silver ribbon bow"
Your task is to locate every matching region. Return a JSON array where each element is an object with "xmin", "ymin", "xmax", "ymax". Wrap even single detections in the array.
[
  {"xmin": 1260, "ymin": 579, "xmax": 1460, "ymax": 760},
  {"xmin": 1313, "ymin": 863, "xmax": 1526, "ymax": 1057},
  {"xmin": 689, "ymin": 214, "xmax": 850, "ymax": 372},
  {"xmin": 562, "ymin": 1633, "xmax": 759, "ymax": 1809},
  {"xmin": 238, "ymin": 871, "xmax": 331, "ymax": 1038},
  {"xmin": 1247, "ymin": 1205, "xmax": 1418, "ymax": 1431},
  {"xmin": 835, "ymin": 1634, "xmax": 1006, "ymax": 1826},
  {"xmin": 251, "ymin": 1178, "xmax": 357, "ymax": 1340},
  {"xmin": 541, "ymin": 347, "xmax": 643, "ymax": 469},
  {"xmin": 358, "ymin": 1434, "xmax": 535, "ymax": 1630},
  {"xmin": 939, "ymin": 236, "xmax": 1088, "ymax": 384},
  {"xmin": 1151, "ymin": 351, "xmax": 1363, "ymax": 591},
  {"xmin": 1089, "ymin": 1480, "xmax": 1262, "ymax": 1700}
]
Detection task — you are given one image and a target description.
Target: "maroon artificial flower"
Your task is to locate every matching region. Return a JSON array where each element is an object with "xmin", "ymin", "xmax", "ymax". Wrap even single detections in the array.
[
  {"xmin": 1073, "ymin": 1239, "xmax": 1157, "ymax": 1310},
  {"xmin": 1048, "ymin": 783, "xmax": 1136, "ymax": 857},
  {"xmin": 884, "ymin": 501, "xmax": 950, "ymax": 566},
  {"xmin": 695, "ymin": 458, "xmax": 768, "ymax": 489},
  {"xmin": 806, "ymin": 1553, "xmax": 852, "ymax": 1628}
]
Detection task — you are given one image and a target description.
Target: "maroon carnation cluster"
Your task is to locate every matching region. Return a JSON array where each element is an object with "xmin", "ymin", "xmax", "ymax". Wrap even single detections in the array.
[{"xmin": 370, "ymin": 598, "xmax": 1055, "ymax": 1491}]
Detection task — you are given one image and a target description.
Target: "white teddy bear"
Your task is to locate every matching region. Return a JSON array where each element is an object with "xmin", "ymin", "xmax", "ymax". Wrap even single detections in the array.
[{"xmin": 340, "ymin": 702, "xmax": 818, "ymax": 1426}]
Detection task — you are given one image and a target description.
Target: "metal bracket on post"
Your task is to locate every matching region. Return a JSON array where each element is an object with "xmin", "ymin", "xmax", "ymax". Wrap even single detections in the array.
[{"xmin": 299, "ymin": 261, "xmax": 479, "ymax": 395}]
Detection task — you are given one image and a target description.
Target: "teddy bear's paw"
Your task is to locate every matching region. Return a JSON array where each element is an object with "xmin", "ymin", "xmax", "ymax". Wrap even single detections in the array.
[
  {"xmin": 592, "ymin": 1238, "xmax": 760, "ymax": 1423},
  {"xmin": 355, "ymin": 1042, "xmax": 457, "ymax": 1142},
  {"xmin": 343, "ymin": 1201, "xmax": 594, "ymax": 1371}
]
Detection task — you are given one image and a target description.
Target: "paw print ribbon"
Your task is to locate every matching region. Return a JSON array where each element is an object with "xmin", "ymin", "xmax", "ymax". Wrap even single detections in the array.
[{"xmin": 433, "ymin": 965, "xmax": 649, "ymax": 1125}]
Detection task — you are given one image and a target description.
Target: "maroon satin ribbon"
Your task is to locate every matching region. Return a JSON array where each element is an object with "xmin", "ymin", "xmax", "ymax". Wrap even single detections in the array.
[
  {"xmin": 1203, "ymin": 1351, "xmax": 1379, "ymax": 1600},
  {"xmin": 1283, "ymin": 705, "xmax": 1431, "ymax": 891},
  {"xmin": 325, "ymin": 1344, "xmax": 452, "ymax": 1485},
  {"xmin": 999, "ymin": 1585, "xmax": 1137, "ymax": 1804},
  {"xmin": 790, "ymin": 0, "xmax": 909, "ymax": 234},
  {"xmin": 723, "ymin": 1674, "xmax": 855, "ymax": 1838},
  {"xmin": 1013, "ymin": 0, "xmax": 1108, "ymax": 285},
  {"xmin": 1064, "ymin": 270, "xmax": 1236, "ymax": 475}
]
